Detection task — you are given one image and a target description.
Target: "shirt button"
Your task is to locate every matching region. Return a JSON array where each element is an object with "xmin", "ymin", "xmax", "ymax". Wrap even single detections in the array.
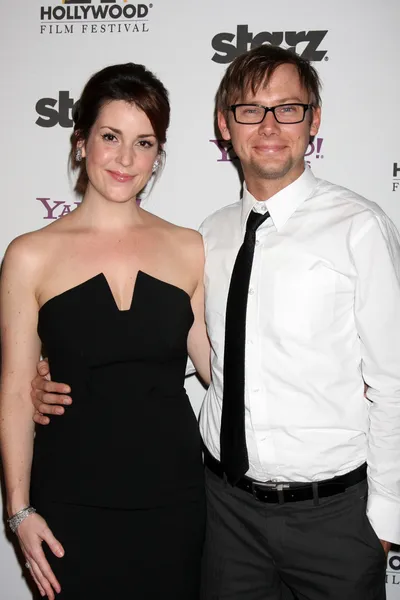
[
  {"xmin": 249, "ymin": 288, "xmax": 255, "ymax": 295},
  {"xmin": 255, "ymin": 240, "xmax": 260, "ymax": 246},
  {"xmin": 253, "ymin": 388, "xmax": 260, "ymax": 393}
]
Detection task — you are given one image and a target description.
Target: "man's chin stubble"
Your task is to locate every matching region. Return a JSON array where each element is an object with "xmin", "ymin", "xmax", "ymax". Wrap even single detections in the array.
[{"xmin": 250, "ymin": 159, "xmax": 293, "ymax": 181}]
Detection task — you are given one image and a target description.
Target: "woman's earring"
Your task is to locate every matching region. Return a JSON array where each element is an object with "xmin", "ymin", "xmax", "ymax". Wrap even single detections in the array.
[
  {"xmin": 75, "ymin": 147, "xmax": 82, "ymax": 162},
  {"xmin": 152, "ymin": 158, "xmax": 160, "ymax": 174}
]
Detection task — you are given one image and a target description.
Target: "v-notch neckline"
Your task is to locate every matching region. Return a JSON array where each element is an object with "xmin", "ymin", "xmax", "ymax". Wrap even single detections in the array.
[
  {"xmin": 99, "ymin": 270, "xmax": 142, "ymax": 313},
  {"xmin": 38, "ymin": 270, "xmax": 192, "ymax": 315}
]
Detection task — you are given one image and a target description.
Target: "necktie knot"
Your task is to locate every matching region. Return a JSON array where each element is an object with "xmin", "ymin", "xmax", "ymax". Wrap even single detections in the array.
[{"xmin": 246, "ymin": 209, "xmax": 270, "ymax": 234}]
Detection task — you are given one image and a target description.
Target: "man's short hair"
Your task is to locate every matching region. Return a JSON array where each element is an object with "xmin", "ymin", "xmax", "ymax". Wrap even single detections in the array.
[{"xmin": 216, "ymin": 45, "xmax": 322, "ymax": 113}]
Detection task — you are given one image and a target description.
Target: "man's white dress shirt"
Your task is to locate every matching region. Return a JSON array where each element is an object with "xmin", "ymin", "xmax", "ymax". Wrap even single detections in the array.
[{"xmin": 199, "ymin": 166, "xmax": 400, "ymax": 543}]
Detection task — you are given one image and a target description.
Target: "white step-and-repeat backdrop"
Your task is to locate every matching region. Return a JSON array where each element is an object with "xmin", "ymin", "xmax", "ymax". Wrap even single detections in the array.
[{"xmin": 1, "ymin": 0, "xmax": 399, "ymax": 598}]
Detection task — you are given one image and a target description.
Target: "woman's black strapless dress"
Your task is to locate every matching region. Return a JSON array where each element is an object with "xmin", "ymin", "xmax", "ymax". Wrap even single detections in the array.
[{"xmin": 31, "ymin": 271, "xmax": 205, "ymax": 599}]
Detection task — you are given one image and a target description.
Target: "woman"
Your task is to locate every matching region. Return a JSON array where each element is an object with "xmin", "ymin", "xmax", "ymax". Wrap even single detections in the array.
[{"xmin": 0, "ymin": 63, "xmax": 210, "ymax": 599}]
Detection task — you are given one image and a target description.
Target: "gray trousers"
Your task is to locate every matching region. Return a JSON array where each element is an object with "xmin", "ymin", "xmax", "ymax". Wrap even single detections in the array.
[{"xmin": 201, "ymin": 467, "xmax": 387, "ymax": 600}]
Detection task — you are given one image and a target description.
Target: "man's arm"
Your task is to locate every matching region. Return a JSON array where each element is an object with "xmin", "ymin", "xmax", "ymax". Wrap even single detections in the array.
[{"xmin": 352, "ymin": 212, "xmax": 400, "ymax": 547}]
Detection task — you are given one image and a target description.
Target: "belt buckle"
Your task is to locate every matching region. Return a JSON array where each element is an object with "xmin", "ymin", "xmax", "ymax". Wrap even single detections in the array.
[{"xmin": 251, "ymin": 481, "xmax": 290, "ymax": 503}]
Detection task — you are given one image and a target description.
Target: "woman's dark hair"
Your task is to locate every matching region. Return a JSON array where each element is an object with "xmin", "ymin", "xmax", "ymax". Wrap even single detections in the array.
[
  {"xmin": 216, "ymin": 44, "xmax": 322, "ymax": 113},
  {"xmin": 70, "ymin": 63, "xmax": 170, "ymax": 195}
]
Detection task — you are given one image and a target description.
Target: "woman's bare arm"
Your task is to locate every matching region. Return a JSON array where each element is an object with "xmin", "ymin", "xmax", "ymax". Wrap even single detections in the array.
[
  {"xmin": 0, "ymin": 236, "xmax": 63, "ymax": 598},
  {"xmin": 0, "ymin": 237, "xmax": 41, "ymax": 515}
]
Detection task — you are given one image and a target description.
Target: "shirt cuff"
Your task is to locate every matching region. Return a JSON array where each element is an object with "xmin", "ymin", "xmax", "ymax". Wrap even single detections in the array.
[
  {"xmin": 185, "ymin": 357, "xmax": 196, "ymax": 377},
  {"xmin": 367, "ymin": 493, "xmax": 400, "ymax": 545}
]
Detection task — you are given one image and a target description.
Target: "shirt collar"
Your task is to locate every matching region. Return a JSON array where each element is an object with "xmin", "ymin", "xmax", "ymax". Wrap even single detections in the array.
[{"xmin": 241, "ymin": 166, "xmax": 318, "ymax": 233}]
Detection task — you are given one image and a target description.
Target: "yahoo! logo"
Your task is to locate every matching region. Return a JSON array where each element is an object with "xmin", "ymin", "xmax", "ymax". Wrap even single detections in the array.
[
  {"xmin": 210, "ymin": 137, "xmax": 324, "ymax": 163},
  {"xmin": 36, "ymin": 197, "xmax": 142, "ymax": 219},
  {"xmin": 211, "ymin": 26, "xmax": 328, "ymax": 64},
  {"xmin": 209, "ymin": 139, "xmax": 238, "ymax": 162},
  {"xmin": 37, "ymin": 197, "xmax": 82, "ymax": 220},
  {"xmin": 305, "ymin": 137, "xmax": 324, "ymax": 161}
]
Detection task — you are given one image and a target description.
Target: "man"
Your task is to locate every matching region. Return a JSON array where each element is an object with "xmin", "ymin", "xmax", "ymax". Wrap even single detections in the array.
[{"xmin": 32, "ymin": 46, "xmax": 399, "ymax": 599}]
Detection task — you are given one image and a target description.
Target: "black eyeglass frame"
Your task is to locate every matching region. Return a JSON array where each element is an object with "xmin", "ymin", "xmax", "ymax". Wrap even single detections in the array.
[{"xmin": 229, "ymin": 103, "xmax": 313, "ymax": 125}]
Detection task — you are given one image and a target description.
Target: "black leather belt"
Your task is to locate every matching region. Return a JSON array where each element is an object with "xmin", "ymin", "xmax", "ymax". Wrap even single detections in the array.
[{"xmin": 204, "ymin": 449, "xmax": 367, "ymax": 504}]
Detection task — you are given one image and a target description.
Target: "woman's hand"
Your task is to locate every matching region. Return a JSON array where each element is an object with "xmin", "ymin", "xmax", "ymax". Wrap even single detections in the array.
[{"xmin": 17, "ymin": 512, "xmax": 64, "ymax": 598}]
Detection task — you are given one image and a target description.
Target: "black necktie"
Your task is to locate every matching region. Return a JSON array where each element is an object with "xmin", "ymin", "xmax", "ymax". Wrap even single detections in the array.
[{"xmin": 220, "ymin": 209, "xmax": 270, "ymax": 484}]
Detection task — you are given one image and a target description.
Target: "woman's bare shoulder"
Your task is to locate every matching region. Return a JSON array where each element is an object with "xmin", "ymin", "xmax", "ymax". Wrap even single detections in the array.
[
  {"xmin": 2, "ymin": 222, "xmax": 63, "ymax": 277},
  {"xmin": 143, "ymin": 209, "xmax": 202, "ymax": 244},
  {"xmin": 174, "ymin": 226, "xmax": 203, "ymax": 255}
]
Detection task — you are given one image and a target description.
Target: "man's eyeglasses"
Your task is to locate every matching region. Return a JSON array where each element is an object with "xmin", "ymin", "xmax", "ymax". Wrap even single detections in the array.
[{"xmin": 230, "ymin": 103, "xmax": 313, "ymax": 125}]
